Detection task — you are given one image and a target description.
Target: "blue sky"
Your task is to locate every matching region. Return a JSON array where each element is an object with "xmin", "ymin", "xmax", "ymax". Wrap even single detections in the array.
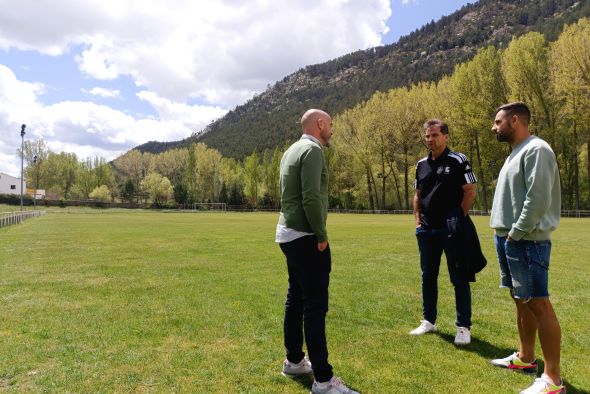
[{"xmin": 0, "ymin": 0, "xmax": 472, "ymax": 176}]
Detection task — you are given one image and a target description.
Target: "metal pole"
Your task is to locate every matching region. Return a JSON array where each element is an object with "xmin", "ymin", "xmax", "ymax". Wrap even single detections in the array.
[
  {"xmin": 33, "ymin": 155, "xmax": 37, "ymax": 210},
  {"xmin": 20, "ymin": 124, "xmax": 26, "ymax": 211}
]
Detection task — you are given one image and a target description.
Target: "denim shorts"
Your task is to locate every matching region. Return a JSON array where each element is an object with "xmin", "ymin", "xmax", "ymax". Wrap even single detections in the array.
[{"xmin": 494, "ymin": 235, "xmax": 551, "ymax": 299}]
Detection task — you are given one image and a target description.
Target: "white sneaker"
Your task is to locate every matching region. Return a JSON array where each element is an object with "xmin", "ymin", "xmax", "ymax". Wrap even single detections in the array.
[
  {"xmin": 454, "ymin": 326, "xmax": 471, "ymax": 345},
  {"xmin": 409, "ymin": 320, "xmax": 436, "ymax": 335},
  {"xmin": 311, "ymin": 376, "xmax": 359, "ymax": 394},
  {"xmin": 281, "ymin": 357, "xmax": 312, "ymax": 377},
  {"xmin": 491, "ymin": 352, "xmax": 538, "ymax": 373},
  {"xmin": 519, "ymin": 373, "xmax": 566, "ymax": 394}
]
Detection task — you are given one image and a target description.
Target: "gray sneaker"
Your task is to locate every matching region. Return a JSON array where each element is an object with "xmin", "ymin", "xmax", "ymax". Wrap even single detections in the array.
[
  {"xmin": 281, "ymin": 357, "xmax": 312, "ymax": 377},
  {"xmin": 311, "ymin": 376, "xmax": 360, "ymax": 394},
  {"xmin": 454, "ymin": 326, "xmax": 471, "ymax": 346}
]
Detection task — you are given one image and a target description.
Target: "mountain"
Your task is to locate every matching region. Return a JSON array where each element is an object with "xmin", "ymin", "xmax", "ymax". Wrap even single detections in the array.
[{"xmin": 135, "ymin": 0, "xmax": 590, "ymax": 159}]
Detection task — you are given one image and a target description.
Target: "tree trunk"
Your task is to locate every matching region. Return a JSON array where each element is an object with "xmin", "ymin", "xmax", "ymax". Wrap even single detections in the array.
[
  {"xmin": 573, "ymin": 119, "xmax": 580, "ymax": 211},
  {"xmin": 369, "ymin": 169, "xmax": 380, "ymax": 210},
  {"xmin": 473, "ymin": 129, "xmax": 488, "ymax": 212},
  {"xmin": 403, "ymin": 145, "xmax": 410, "ymax": 210},
  {"xmin": 380, "ymin": 142, "xmax": 386, "ymax": 209},
  {"xmin": 366, "ymin": 166, "xmax": 375, "ymax": 210},
  {"xmin": 387, "ymin": 161, "xmax": 403, "ymax": 209}
]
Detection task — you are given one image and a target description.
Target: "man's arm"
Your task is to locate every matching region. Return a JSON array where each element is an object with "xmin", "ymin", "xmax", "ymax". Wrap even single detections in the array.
[
  {"xmin": 460, "ymin": 183, "xmax": 476, "ymax": 216},
  {"xmin": 413, "ymin": 190, "xmax": 421, "ymax": 228},
  {"xmin": 300, "ymin": 146, "xmax": 328, "ymax": 250},
  {"xmin": 509, "ymin": 146, "xmax": 556, "ymax": 240}
]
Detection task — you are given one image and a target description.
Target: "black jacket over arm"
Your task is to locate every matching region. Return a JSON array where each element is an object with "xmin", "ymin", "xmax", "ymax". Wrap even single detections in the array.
[{"xmin": 446, "ymin": 209, "xmax": 487, "ymax": 282}]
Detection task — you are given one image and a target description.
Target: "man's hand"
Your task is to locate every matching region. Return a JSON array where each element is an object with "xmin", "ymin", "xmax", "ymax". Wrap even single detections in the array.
[{"xmin": 317, "ymin": 241, "xmax": 328, "ymax": 252}]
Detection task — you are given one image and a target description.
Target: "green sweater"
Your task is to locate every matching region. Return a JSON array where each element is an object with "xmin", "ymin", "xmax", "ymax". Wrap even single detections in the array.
[
  {"xmin": 490, "ymin": 136, "xmax": 561, "ymax": 241},
  {"xmin": 278, "ymin": 137, "xmax": 329, "ymax": 242}
]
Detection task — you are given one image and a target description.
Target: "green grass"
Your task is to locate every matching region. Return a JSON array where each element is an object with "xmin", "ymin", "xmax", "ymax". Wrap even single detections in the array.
[{"xmin": 0, "ymin": 211, "xmax": 588, "ymax": 393}]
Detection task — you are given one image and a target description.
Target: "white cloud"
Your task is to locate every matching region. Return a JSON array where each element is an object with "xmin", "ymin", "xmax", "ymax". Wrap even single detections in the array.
[
  {"xmin": 0, "ymin": 65, "xmax": 228, "ymax": 176},
  {"xmin": 0, "ymin": 0, "xmax": 391, "ymax": 107},
  {"xmin": 0, "ymin": 0, "xmax": 393, "ymax": 175},
  {"xmin": 83, "ymin": 87, "xmax": 121, "ymax": 99}
]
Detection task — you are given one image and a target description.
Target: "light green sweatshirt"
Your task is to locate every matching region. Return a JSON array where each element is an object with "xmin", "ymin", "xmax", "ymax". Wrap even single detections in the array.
[
  {"xmin": 278, "ymin": 137, "xmax": 329, "ymax": 242},
  {"xmin": 490, "ymin": 135, "xmax": 561, "ymax": 241}
]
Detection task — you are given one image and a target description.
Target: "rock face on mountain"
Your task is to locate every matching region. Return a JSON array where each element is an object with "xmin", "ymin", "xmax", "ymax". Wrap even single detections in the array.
[{"xmin": 135, "ymin": 0, "xmax": 590, "ymax": 158}]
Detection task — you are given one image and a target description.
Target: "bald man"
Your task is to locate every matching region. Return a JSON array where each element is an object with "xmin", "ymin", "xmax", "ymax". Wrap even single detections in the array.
[{"xmin": 276, "ymin": 109, "xmax": 359, "ymax": 394}]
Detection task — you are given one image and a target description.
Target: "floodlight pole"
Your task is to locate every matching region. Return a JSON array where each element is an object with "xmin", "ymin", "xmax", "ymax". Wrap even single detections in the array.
[
  {"xmin": 20, "ymin": 124, "xmax": 26, "ymax": 211},
  {"xmin": 33, "ymin": 155, "xmax": 38, "ymax": 210}
]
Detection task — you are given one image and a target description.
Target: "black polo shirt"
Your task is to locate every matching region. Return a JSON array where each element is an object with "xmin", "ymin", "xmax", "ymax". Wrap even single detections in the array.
[{"xmin": 414, "ymin": 147, "xmax": 476, "ymax": 229}]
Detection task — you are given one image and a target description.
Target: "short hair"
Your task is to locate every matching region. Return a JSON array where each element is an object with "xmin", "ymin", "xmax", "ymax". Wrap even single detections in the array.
[
  {"xmin": 423, "ymin": 119, "xmax": 449, "ymax": 134},
  {"xmin": 496, "ymin": 102, "xmax": 531, "ymax": 126}
]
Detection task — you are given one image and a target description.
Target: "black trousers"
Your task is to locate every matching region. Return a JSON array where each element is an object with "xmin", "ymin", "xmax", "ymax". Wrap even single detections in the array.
[
  {"xmin": 279, "ymin": 235, "xmax": 333, "ymax": 382},
  {"xmin": 416, "ymin": 227, "xmax": 472, "ymax": 328}
]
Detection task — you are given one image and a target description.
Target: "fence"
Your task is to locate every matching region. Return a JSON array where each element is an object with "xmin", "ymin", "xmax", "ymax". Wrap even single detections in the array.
[{"xmin": 0, "ymin": 210, "xmax": 46, "ymax": 228}]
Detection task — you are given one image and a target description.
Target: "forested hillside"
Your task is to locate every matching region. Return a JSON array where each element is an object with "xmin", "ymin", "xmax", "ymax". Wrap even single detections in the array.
[{"xmin": 136, "ymin": 0, "xmax": 590, "ymax": 158}]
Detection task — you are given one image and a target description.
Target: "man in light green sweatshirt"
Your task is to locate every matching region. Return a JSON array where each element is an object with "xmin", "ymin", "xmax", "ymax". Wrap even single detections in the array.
[{"xmin": 489, "ymin": 102, "xmax": 565, "ymax": 394}]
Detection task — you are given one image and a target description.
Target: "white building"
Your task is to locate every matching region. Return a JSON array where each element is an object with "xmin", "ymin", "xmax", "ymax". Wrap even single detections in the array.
[{"xmin": 0, "ymin": 172, "xmax": 26, "ymax": 196}]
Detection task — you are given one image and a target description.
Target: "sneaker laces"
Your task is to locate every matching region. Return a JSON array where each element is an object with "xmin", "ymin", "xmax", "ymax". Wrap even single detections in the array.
[
  {"xmin": 528, "ymin": 375, "xmax": 563, "ymax": 392},
  {"xmin": 331, "ymin": 377, "xmax": 353, "ymax": 393}
]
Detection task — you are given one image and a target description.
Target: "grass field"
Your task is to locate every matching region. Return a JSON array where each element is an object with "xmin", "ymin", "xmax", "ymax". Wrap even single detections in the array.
[{"xmin": 0, "ymin": 211, "xmax": 588, "ymax": 393}]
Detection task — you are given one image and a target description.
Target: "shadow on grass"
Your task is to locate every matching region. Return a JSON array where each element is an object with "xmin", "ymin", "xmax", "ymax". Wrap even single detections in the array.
[
  {"xmin": 290, "ymin": 373, "xmax": 313, "ymax": 391},
  {"xmin": 436, "ymin": 331, "xmax": 515, "ymax": 360},
  {"xmin": 436, "ymin": 332, "xmax": 590, "ymax": 394}
]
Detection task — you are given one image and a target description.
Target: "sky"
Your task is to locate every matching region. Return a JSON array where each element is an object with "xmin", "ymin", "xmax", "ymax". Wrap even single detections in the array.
[{"xmin": 0, "ymin": 0, "xmax": 472, "ymax": 177}]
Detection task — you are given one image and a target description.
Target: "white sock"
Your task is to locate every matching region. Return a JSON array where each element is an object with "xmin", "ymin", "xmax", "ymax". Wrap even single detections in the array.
[{"xmin": 542, "ymin": 373, "xmax": 560, "ymax": 385}]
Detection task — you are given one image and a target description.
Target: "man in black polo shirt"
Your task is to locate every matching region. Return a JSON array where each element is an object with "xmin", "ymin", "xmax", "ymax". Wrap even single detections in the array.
[{"xmin": 410, "ymin": 119, "xmax": 477, "ymax": 346}]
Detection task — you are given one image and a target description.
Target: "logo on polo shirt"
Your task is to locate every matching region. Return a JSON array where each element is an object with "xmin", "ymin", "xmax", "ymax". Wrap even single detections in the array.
[{"xmin": 437, "ymin": 166, "xmax": 451, "ymax": 174}]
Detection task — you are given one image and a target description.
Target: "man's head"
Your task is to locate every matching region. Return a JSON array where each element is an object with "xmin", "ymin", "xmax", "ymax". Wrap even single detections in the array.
[
  {"xmin": 301, "ymin": 109, "xmax": 333, "ymax": 147},
  {"xmin": 492, "ymin": 102, "xmax": 531, "ymax": 145},
  {"xmin": 423, "ymin": 119, "xmax": 449, "ymax": 155}
]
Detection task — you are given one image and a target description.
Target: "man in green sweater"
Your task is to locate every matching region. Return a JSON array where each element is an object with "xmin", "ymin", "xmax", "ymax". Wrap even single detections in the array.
[
  {"xmin": 276, "ymin": 109, "xmax": 359, "ymax": 394},
  {"xmin": 489, "ymin": 102, "xmax": 565, "ymax": 394}
]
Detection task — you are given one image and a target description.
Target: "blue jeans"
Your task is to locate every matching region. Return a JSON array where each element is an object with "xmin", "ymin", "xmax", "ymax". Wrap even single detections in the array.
[
  {"xmin": 279, "ymin": 235, "xmax": 333, "ymax": 383},
  {"xmin": 494, "ymin": 235, "xmax": 551, "ymax": 299},
  {"xmin": 416, "ymin": 227, "xmax": 472, "ymax": 328}
]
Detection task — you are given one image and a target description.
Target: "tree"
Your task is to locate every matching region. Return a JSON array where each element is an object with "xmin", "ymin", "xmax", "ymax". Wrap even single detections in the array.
[
  {"xmin": 78, "ymin": 158, "xmax": 98, "ymax": 199},
  {"xmin": 114, "ymin": 150, "xmax": 144, "ymax": 203},
  {"xmin": 261, "ymin": 148, "xmax": 281, "ymax": 208},
  {"xmin": 450, "ymin": 46, "xmax": 508, "ymax": 212},
  {"xmin": 120, "ymin": 180, "xmax": 136, "ymax": 204},
  {"xmin": 335, "ymin": 105, "xmax": 380, "ymax": 210},
  {"xmin": 550, "ymin": 18, "xmax": 590, "ymax": 209},
  {"xmin": 173, "ymin": 182, "xmax": 189, "ymax": 206},
  {"xmin": 503, "ymin": 32, "xmax": 557, "ymax": 147},
  {"xmin": 89, "ymin": 185, "xmax": 111, "ymax": 202},
  {"xmin": 184, "ymin": 144, "xmax": 198, "ymax": 203},
  {"xmin": 140, "ymin": 172, "xmax": 173, "ymax": 206},
  {"xmin": 383, "ymin": 87, "xmax": 425, "ymax": 210},
  {"xmin": 243, "ymin": 151, "xmax": 261, "ymax": 206},
  {"xmin": 21, "ymin": 139, "xmax": 48, "ymax": 190},
  {"xmin": 44, "ymin": 152, "xmax": 79, "ymax": 199}
]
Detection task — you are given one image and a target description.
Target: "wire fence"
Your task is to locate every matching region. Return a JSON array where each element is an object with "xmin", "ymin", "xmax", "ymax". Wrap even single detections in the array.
[
  {"xmin": 193, "ymin": 207, "xmax": 590, "ymax": 217},
  {"xmin": 0, "ymin": 210, "xmax": 46, "ymax": 228}
]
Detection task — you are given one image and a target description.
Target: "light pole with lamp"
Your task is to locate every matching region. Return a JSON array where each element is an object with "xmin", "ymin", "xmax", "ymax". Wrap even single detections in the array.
[
  {"xmin": 20, "ymin": 124, "xmax": 26, "ymax": 211},
  {"xmin": 32, "ymin": 154, "xmax": 38, "ymax": 210}
]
